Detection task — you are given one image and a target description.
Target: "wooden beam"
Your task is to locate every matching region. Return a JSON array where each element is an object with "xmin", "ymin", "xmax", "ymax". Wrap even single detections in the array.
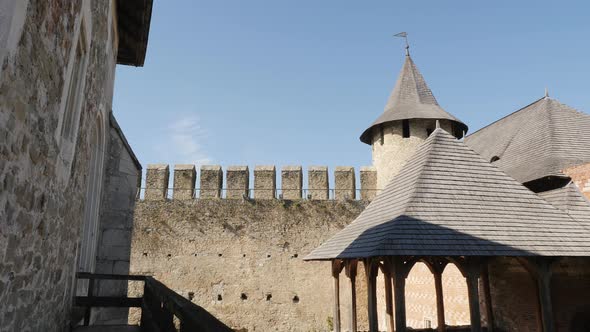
[
  {"xmin": 481, "ymin": 265, "xmax": 494, "ymax": 332},
  {"xmin": 466, "ymin": 273, "xmax": 482, "ymax": 332},
  {"xmin": 433, "ymin": 271, "xmax": 446, "ymax": 332},
  {"xmin": 423, "ymin": 258, "xmax": 448, "ymax": 332},
  {"xmin": 365, "ymin": 258, "xmax": 379, "ymax": 332},
  {"xmin": 345, "ymin": 260, "xmax": 358, "ymax": 332},
  {"xmin": 75, "ymin": 296, "xmax": 143, "ymax": 308},
  {"xmin": 389, "ymin": 257, "xmax": 416, "ymax": 332},
  {"xmin": 332, "ymin": 260, "xmax": 344, "ymax": 332},
  {"xmin": 526, "ymin": 259, "xmax": 555, "ymax": 332},
  {"xmin": 381, "ymin": 261, "xmax": 394, "ymax": 332}
]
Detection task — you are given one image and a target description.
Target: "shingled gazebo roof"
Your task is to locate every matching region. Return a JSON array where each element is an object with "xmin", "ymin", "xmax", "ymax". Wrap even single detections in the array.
[
  {"xmin": 306, "ymin": 129, "xmax": 590, "ymax": 260},
  {"xmin": 360, "ymin": 55, "xmax": 468, "ymax": 144},
  {"xmin": 465, "ymin": 97, "xmax": 590, "ymax": 184}
]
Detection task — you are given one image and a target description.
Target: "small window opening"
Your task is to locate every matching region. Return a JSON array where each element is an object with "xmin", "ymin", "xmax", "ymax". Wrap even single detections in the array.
[
  {"xmin": 267, "ymin": 254, "xmax": 271, "ymax": 258},
  {"xmin": 241, "ymin": 293, "xmax": 248, "ymax": 301},
  {"xmin": 292, "ymin": 253, "xmax": 298, "ymax": 258},
  {"xmin": 188, "ymin": 292, "xmax": 194, "ymax": 301},
  {"xmin": 490, "ymin": 156, "xmax": 500, "ymax": 163},
  {"xmin": 142, "ymin": 252, "xmax": 148, "ymax": 257},
  {"xmin": 379, "ymin": 126, "xmax": 384, "ymax": 145},
  {"xmin": 292, "ymin": 295, "xmax": 299, "ymax": 304},
  {"xmin": 424, "ymin": 318, "xmax": 432, "ymax": 329},
  {"xmin": 166, "ymin": 254, "xmax": 171, "ymax": 258},
  {"xmin": 402, "ymin": 119, "xmax": 410, "ymax": 138},
  {"xmin": 242, "ymin": 254, "xmax": 246, "ymax": 258},
  {"xmin": 266, "ymin": 294, "xmax": 272, "ymax": 301},
  {"xmin": 218, "ymin": 253, "xmax": 223, "ymax": 257},
  {"xmin": 426, "ymin": 128, "xmax": 433, "ymax": 137},
  {"xmin": 217, "ymin": 294, "xmax": 222, "ymax": 301}
]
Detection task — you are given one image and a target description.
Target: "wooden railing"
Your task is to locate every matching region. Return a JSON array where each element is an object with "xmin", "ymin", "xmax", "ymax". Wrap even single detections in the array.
[{"xmin": 75, "ymin": 273, "xmax": 232, "ymax": 332}]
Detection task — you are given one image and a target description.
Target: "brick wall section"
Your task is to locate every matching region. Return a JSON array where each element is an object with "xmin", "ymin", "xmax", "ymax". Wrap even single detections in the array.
[
  {"xmin": 0, "ymin": 2, "xmax": 121, "ymax": 330},
  {"xmin": 488, "ymin": 258, "xmax": 540, "ymax": 332},
  {"xmin": 550, "ymin": 258, "xmax": 590, "ymax": 332},
  {"xmin": 488, "ymin": 257, "xmax": 590, "ymax": 332},
  {"xmin": 563, "ymin": 162, "xmax": 590, "ymax": 200}
]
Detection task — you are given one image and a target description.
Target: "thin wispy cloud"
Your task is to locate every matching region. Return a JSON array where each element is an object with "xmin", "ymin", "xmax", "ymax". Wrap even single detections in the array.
[{"xmin": 156, "ymin": 116, "xmax": 211, "ymax": 166}]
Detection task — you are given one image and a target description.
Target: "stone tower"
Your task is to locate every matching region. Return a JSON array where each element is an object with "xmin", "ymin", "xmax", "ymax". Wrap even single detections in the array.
[{"xmin": 360, "ymin": 52, "xmax": 468, "ymax": 189}]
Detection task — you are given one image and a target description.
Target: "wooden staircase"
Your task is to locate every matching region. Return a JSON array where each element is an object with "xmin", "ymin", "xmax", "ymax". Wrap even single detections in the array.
[{"xmin": 72, "ymin": 273, "xmax": 232, "ymax": 332}]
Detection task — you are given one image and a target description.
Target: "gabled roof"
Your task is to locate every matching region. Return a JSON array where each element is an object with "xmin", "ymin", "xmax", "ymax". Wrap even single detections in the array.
[
  {"xmin": 538, "ymin": 182, "xmax": 590, "ymax": 226},
  {"xmin": 465, "ymin": 97, "xmax": 590, "ymax": 184},
  {"xmin": 306, "ymin": 129, "xmax": 590, "ymax": 260},
  {"xmin": 360, "ymin": 55, "xmax": 468, "ymax": 144}
]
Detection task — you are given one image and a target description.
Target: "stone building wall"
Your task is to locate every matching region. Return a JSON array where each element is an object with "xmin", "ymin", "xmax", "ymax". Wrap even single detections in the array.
[
  {"xmin": 93, "ymin": 115, "xmax": 142, "ymax": 324},
  {"xmin": 130, "ymin": 199, "xmax": 369, "ymax": 331},
  {"xmin": 0, "ymin": 1, "xmax": 122, "ymax": 330}
]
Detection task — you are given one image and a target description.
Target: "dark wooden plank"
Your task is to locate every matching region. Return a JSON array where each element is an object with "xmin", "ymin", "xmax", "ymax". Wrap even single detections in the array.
[
  {"xmin": 77, "ymin": 272, "xmax": 147, "ymax": 281},
  {"xmin": 75, "ymin": 296, "xmax": 143, "ymax": 308}
]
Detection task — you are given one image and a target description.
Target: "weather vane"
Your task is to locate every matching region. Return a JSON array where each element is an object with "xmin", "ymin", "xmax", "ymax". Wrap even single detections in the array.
[{"xmin": 394, "ymin": 32, "xmax": 410, "ymax": 56}]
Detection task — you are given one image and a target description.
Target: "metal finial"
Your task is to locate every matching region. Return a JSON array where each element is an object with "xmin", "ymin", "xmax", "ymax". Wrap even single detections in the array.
[
  {"xmin": 394, "ymin": 32, "xmax": 410, "ymax": 56},
  {"xmin": 435, "ymin": 120, "xmax": 441, "ymax": 129},
  {"xmin": 544, "ymin": 87, "xmax": 549, "ymax": 98}
]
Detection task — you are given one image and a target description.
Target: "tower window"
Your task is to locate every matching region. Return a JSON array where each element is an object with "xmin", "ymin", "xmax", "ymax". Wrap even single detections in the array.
[
  {"xmin": 490, "ymin": 156, "xmax": 500, "ymax": 162},
  {"xmin": 426, "ymin": 128, "xmax": 433, "ymax": 137},
  {"xmin": 402, "ymin": 120, "xmax": 410, "ymax": 138},
  {"xmin": 379, "ymin": 126, "xmax": 384, "ymax": 145}
]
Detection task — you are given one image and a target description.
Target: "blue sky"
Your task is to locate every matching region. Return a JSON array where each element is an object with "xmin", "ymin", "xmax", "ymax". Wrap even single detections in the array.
[{"xmin": 113, "ymin": 1, "xmax": 590, "ymax": 184}]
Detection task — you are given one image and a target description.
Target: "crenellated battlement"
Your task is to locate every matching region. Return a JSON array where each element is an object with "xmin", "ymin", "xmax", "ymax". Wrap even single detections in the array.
[{"xmin": 140, "ymin": 164, "xmax": 379, "ymax": 201}]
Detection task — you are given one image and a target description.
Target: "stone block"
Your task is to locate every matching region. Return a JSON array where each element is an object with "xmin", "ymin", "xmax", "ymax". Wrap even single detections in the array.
[
  {"xmin": 335, "ymin": 166, "xmax": 355, "ymax": 200},
  {"xmin": 226, "ymin": 166, "xmax": 249, "ymax": 199},
  {"xmin": 173, "ymin": 164, "xmax": 196, "ymax": 200},
  {"xmin": 281, "ymin": 166, "xmax": 302, "ymax": 200},
  {"xmin": 200, "ymin": 165, "xmax": 223, "ymax": 198},
  {"xmin": 360, "ymin": 166, "xmax": 378, "ymax": 201},
  {"xmin": 145, "ymin": 164, "xmax": 169, "ymax": 200},
  {"xmin": 308, "ymin": 166, "xmax": 329, "ymax": 200},
  {"xmin": 254, "ymin": 165, "xmax": 276, "ymax": 199}
]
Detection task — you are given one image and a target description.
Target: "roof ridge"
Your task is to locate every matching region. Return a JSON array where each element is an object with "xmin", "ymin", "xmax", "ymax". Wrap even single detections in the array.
[{"xmin": 467, "ymin": 96, "xmax": 546, "ymax": 137}]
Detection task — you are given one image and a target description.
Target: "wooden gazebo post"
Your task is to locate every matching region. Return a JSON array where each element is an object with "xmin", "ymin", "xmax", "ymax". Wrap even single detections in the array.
[
  {"xmin": 457, "ymin": 258, "xmax": 484, "ymax": 332},
  {"xmin": 332, "ymin": 260, "xmax": 344, "ymax": 332},
  {"xmin": 364, "ymin": 258, "xmax": 379, "ymax": 332},
  {"xmin": 389, "ymin": 257, "xmax": 415, "ymax": 332},
  {"xmin": 345, "ymin": 260, "xmax": 358, "ymax": 332},
  {"xmin": 424, "ymin": 258, "xmax": 448, "ymax": 332},
  {"xmin": 380, "ymin": 261, "xmax": 395, "ymax": 332},
  {"xmin": 520, "ymin": 258, "xmax": 556, "ymax": 332}
]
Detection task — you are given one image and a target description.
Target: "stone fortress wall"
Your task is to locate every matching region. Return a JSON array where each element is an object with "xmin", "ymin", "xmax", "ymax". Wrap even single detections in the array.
[{"xmin": 130, "ymin": 164, "xmax": 470, "ymax": 331}]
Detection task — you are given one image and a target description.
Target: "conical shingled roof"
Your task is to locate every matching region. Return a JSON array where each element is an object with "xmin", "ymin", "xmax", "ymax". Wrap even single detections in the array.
[
  {"xmin": 360, "ymin": 55, "xmax": 468, "ymax": 144},
  {"xmin": 306, "ymin": 129, "xmax": 590, "ymax": 260},
  {"xmin": 465, "ymin": 97, "xmax": 590, "ymax": 184}
]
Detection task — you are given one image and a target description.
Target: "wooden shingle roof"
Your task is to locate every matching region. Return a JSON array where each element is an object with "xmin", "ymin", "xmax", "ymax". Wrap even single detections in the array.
[
  {"xmin": 538, "ymin": 183, "xmax": 590, "ymax": 227},
  {"xmin": 306, "ymin": 129, "xmax": 590, "ymax": 260},
  {"xmin": 360, "ymin": 55, "xmax": 468, "ymax": 144},
  {"xmin": 465, "ymin": 97, "xmax": 590, "ymax": 184}
]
